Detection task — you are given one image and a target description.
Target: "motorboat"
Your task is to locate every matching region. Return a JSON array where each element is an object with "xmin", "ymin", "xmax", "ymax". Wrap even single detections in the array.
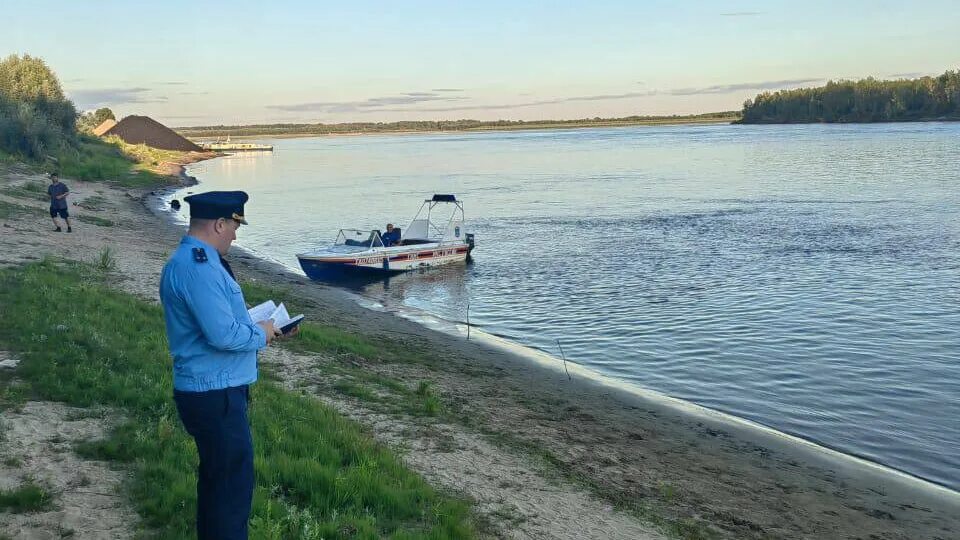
[{"xmin": 296, "ymin": 194, "xmax": 475, "ymax": 280}]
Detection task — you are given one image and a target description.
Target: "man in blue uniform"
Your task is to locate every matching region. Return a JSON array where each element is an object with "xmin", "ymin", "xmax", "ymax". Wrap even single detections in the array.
[
  {"xmin": 382, "ymin": 223, "xmax": 401, "ymax": 247},
  {"xmin": 159, "ymin": 190, "xmax": 281, "ymax": 539}
]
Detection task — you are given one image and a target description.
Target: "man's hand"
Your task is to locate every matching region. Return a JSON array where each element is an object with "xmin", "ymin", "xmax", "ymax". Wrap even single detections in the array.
[{"xmin": 257, "ymin": 320, "xmax": 280, "ymax": 344}]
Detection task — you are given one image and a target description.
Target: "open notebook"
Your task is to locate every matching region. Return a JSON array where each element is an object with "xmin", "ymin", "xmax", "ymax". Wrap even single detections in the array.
[{"xmin": 247, "ymin": 300, "xmax": 305, "ymax": 335}]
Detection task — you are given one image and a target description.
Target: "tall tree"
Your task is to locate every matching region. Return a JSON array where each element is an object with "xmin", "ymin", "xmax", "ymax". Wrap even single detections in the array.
[
  {"xmin": 0, "ymin": 54, "xmax": 78, "ymax": 157},
  {"xmin": 78, "ymin": 107, "xmax": 116, "ymax": 132}
]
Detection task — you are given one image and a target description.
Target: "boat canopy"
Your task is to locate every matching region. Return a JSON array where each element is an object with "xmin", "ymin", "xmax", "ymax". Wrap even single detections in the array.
[{"xmin": 401, "ymin": 195, "xmax": 466, "ymax": 245}]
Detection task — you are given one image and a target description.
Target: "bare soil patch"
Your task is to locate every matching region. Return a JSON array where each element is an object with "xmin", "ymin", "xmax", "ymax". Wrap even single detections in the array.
[{"xmin": 0, "ymin": 400, "xmax": 135, "ymax": 540}]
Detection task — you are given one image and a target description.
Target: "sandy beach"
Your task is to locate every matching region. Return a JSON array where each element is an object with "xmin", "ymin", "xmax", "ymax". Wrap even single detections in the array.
[{"xmin": 2, "ymin": 161, "xmax": 959, "ymax": 539}]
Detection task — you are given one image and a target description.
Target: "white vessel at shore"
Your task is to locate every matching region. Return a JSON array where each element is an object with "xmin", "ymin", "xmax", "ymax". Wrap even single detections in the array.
[
  {"xmin": 201, "ymin": 136, "xmax": 273, "ymax": 152},
  {"xmin": 297, "ymin": 194, "xmax": 475, "ymax": 279}
]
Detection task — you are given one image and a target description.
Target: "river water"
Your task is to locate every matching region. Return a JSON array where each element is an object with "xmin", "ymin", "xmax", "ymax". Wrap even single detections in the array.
[{"xmin": 179, "ymin": 123, "xmax": 960, "ymax": 490}]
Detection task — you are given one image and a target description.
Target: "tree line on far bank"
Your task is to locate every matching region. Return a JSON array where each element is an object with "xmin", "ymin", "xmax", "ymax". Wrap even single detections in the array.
[
  {"xmin": 739, "ymin": 69, "xmax": 960, "ymax": 123},
  {"xmin": 176, "ymin": 111, "xmax": 741, "ymax": 138}
]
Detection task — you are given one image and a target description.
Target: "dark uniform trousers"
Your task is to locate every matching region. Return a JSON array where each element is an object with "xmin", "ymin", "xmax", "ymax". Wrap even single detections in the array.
[{"xmin": 174, "ymin": 385, "xmax": 253, "ymax": 540}]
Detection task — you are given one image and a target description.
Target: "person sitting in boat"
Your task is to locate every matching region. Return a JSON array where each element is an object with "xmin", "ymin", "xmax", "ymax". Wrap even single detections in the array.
[{"xmin": 381, "ymin": 223, "xmax": 401, "ymax": 247}]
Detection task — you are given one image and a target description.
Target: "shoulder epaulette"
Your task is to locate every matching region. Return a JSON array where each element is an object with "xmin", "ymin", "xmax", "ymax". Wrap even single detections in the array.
[{"xmin": 192, "ymin": 247, "xmax": 208, "ymax": 263}]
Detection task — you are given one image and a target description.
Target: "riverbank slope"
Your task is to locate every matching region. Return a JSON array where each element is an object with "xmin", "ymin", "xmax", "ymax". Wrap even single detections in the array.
[{"xmin": 1, "ymin": 161, "xmax": 958, "ymax": 539}]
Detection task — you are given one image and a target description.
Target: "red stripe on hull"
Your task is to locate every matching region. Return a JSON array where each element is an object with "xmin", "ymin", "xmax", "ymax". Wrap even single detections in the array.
[{"xmin": 305, "ymin": 246, "xmax": 468, "ymax": 265}]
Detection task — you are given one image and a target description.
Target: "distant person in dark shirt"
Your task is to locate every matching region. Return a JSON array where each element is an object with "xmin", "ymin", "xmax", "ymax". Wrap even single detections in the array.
[
  {"xmin": 47, "ymin": 173, "xmax": 72, "ymax": 233},
  {"xmin": 382, "ymin": 223, "xmax": 401, "ymax": 246}
]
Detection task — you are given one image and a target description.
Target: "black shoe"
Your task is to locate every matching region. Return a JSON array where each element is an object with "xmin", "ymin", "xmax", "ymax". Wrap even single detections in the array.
[
  {"xmin": 54, "ymin": 226, "xmax": 62, "ymax": 232},
  {"xmin": 67, "ymin": 227, "xmax": 72, "ymax": 233}
]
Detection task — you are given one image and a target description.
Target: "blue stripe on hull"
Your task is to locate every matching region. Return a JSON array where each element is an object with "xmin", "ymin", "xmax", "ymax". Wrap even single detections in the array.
[{"xmin": 298, "ymin": 257, "xmax": 400, "ymax": 281}]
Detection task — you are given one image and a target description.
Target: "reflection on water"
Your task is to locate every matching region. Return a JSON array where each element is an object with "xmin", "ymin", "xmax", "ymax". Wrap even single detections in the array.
[{"xmin": 181, "ymin": 123, "xmax": 960, "ymax": 490}]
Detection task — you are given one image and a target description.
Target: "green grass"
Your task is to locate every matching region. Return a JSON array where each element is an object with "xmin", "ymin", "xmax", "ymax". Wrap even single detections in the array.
[
  {"xmin": 1, "ymin": 180, "xmax": 48, "ymax": 202},
  {"xmin": 0, "ymin": 199, "xmax": 45, "ymax": 219},
  {"xmin": 0, "ymin": 373, "xmax": 29, "ymax": 411},
  {"xmin": 104, "ymin": 135, "xmax": 192, "ymax": 169},
  {"xmin": 0, "ymin": 260, "xmax": 475, "ymax": 539},
  {"xmin": 241, "ymin": 282, "xmax": 385, "ymax": 359},
  {"xmin": 242, "ymin": 282, "xmax": 447, "ymax": 418},
  {"xmin": 240, "ymin": 281, "xmax": 440, "ymax": 367},
  {"xmin": 21, "ymin": 180, "xmax": 46, "ymax": 193},
  {"xmin": 56, "ymin": 137, "xmax": 133, "ymax": 182},
  {"xmin": 76, "ymin": 214, "xmax": 114, "ymax": 227},
  {"xmin": 0, "ymin": 482, "xmax": 53, "ymax": 513},
  {"xmin": 1, "ymin": 135, "xmax": 176, "ymax": 186},
  {"xmin": 56, "ymin": 136, "xmax": 176, "ymax": 187},
  {"xmin": 77, "ymin": 194, "xmax": 108, "ymax": 211}
]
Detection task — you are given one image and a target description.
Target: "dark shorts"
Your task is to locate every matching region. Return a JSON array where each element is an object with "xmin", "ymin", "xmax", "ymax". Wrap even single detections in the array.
[{"xmin": 49, "ymin": 207, "xmax": 69, "ymax": 219}]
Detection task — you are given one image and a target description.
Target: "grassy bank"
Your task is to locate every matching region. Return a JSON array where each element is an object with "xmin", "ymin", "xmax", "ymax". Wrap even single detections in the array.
[
  {"xmin": 56, "ymin": 135, "xmax": 196, "ymax": 187},
  {"xmin": 3, "ymin": 134, "xmax": 201, "ymax": 188},
  {"xmin": 0, "ymin": 260, "xmax": 475, "ymax": 539}
]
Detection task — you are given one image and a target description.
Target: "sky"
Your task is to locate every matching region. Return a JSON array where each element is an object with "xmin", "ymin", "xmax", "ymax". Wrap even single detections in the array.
[{"xmin": 3, "ymin": 0, "xmax": 959, "ymax": 126}]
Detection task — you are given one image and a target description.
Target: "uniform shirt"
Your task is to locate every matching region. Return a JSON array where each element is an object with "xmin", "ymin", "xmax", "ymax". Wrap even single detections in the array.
[
  {"xmin": 382, "ymin": 229, "xmax": 400, "ymax": 246},
  {"xmin": 160, "ymin": 236, "xmax": 266, "ymax": 392},
  {"xmin": 47, "ymin": 182, "xmax": 68, "ymax": 210}
]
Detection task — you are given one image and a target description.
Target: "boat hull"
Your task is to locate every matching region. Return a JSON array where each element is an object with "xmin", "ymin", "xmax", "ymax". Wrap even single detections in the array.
[{"xmin": 297, "ymin": 244, "xmax": 470, "ymax": 281}]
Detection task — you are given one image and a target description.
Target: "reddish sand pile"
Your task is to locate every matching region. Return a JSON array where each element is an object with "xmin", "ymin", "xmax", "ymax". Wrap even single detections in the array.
[{"xmin": 99, "ymin": 115, "xmax": 201, "ymax": 152}]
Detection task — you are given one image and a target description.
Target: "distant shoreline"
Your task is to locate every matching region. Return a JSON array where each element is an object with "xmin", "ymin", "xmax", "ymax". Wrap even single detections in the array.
[
  {"xmin": 178, "ymin": 116, "xmax": 960, "ymax": 141},
  {"xmin": 176, "ymin": 114, "xmax": 738, "ymax": 140}
]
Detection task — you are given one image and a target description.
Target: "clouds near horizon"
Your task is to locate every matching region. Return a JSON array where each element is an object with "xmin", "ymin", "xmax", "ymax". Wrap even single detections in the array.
[
  {"xmin": 68, "ymin": 87, "xmax": 168, "ymax": 109},
  {"xmin": 269, "ymin": 78, "xmax": 824, "ymax": 115},
  {"xmin": 267, "ymin": 91, "xmax": 468, "ymax": 113}
]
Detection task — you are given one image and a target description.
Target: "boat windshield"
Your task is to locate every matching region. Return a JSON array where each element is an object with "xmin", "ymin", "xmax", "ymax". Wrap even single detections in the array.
[{"xmin": 334, "ymin": 229, "xmax": 384, "ymax": 248}]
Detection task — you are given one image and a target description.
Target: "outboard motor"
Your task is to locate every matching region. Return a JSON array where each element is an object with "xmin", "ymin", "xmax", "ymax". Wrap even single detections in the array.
[{"xmin": 465, "ymin": 233, "xmax": 476, "ymax": 262}]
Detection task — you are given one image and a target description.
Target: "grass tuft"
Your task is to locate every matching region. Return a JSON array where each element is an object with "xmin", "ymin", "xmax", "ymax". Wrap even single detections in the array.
[
  {"xmin": 77, "ymin": 214, "xmax": 114, "ymax": 227},
  {"xmin": 1, "ymin": 180, "xmax": 48, "ymax": 202},
  {"xmin": 0, "ymin": 376, "xmax": 29, "ymax": 411},
  {"xmin": 21, "ymin": 180, "xmax": 46, "ymax": 193},
  {"xmin": 77, "ymin": 194, "xmax": 108, "ymax": 211},
  {"xmin": 95, "ymin": 246, "xmax": 116, "ymax": 273},
  {"xmin": 0, "ymin": 482, "xmax": 53, "ymax": 513},
  {"xmin": 0, "ymin": 199, "xmax": 45, "ymax": 219}
]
